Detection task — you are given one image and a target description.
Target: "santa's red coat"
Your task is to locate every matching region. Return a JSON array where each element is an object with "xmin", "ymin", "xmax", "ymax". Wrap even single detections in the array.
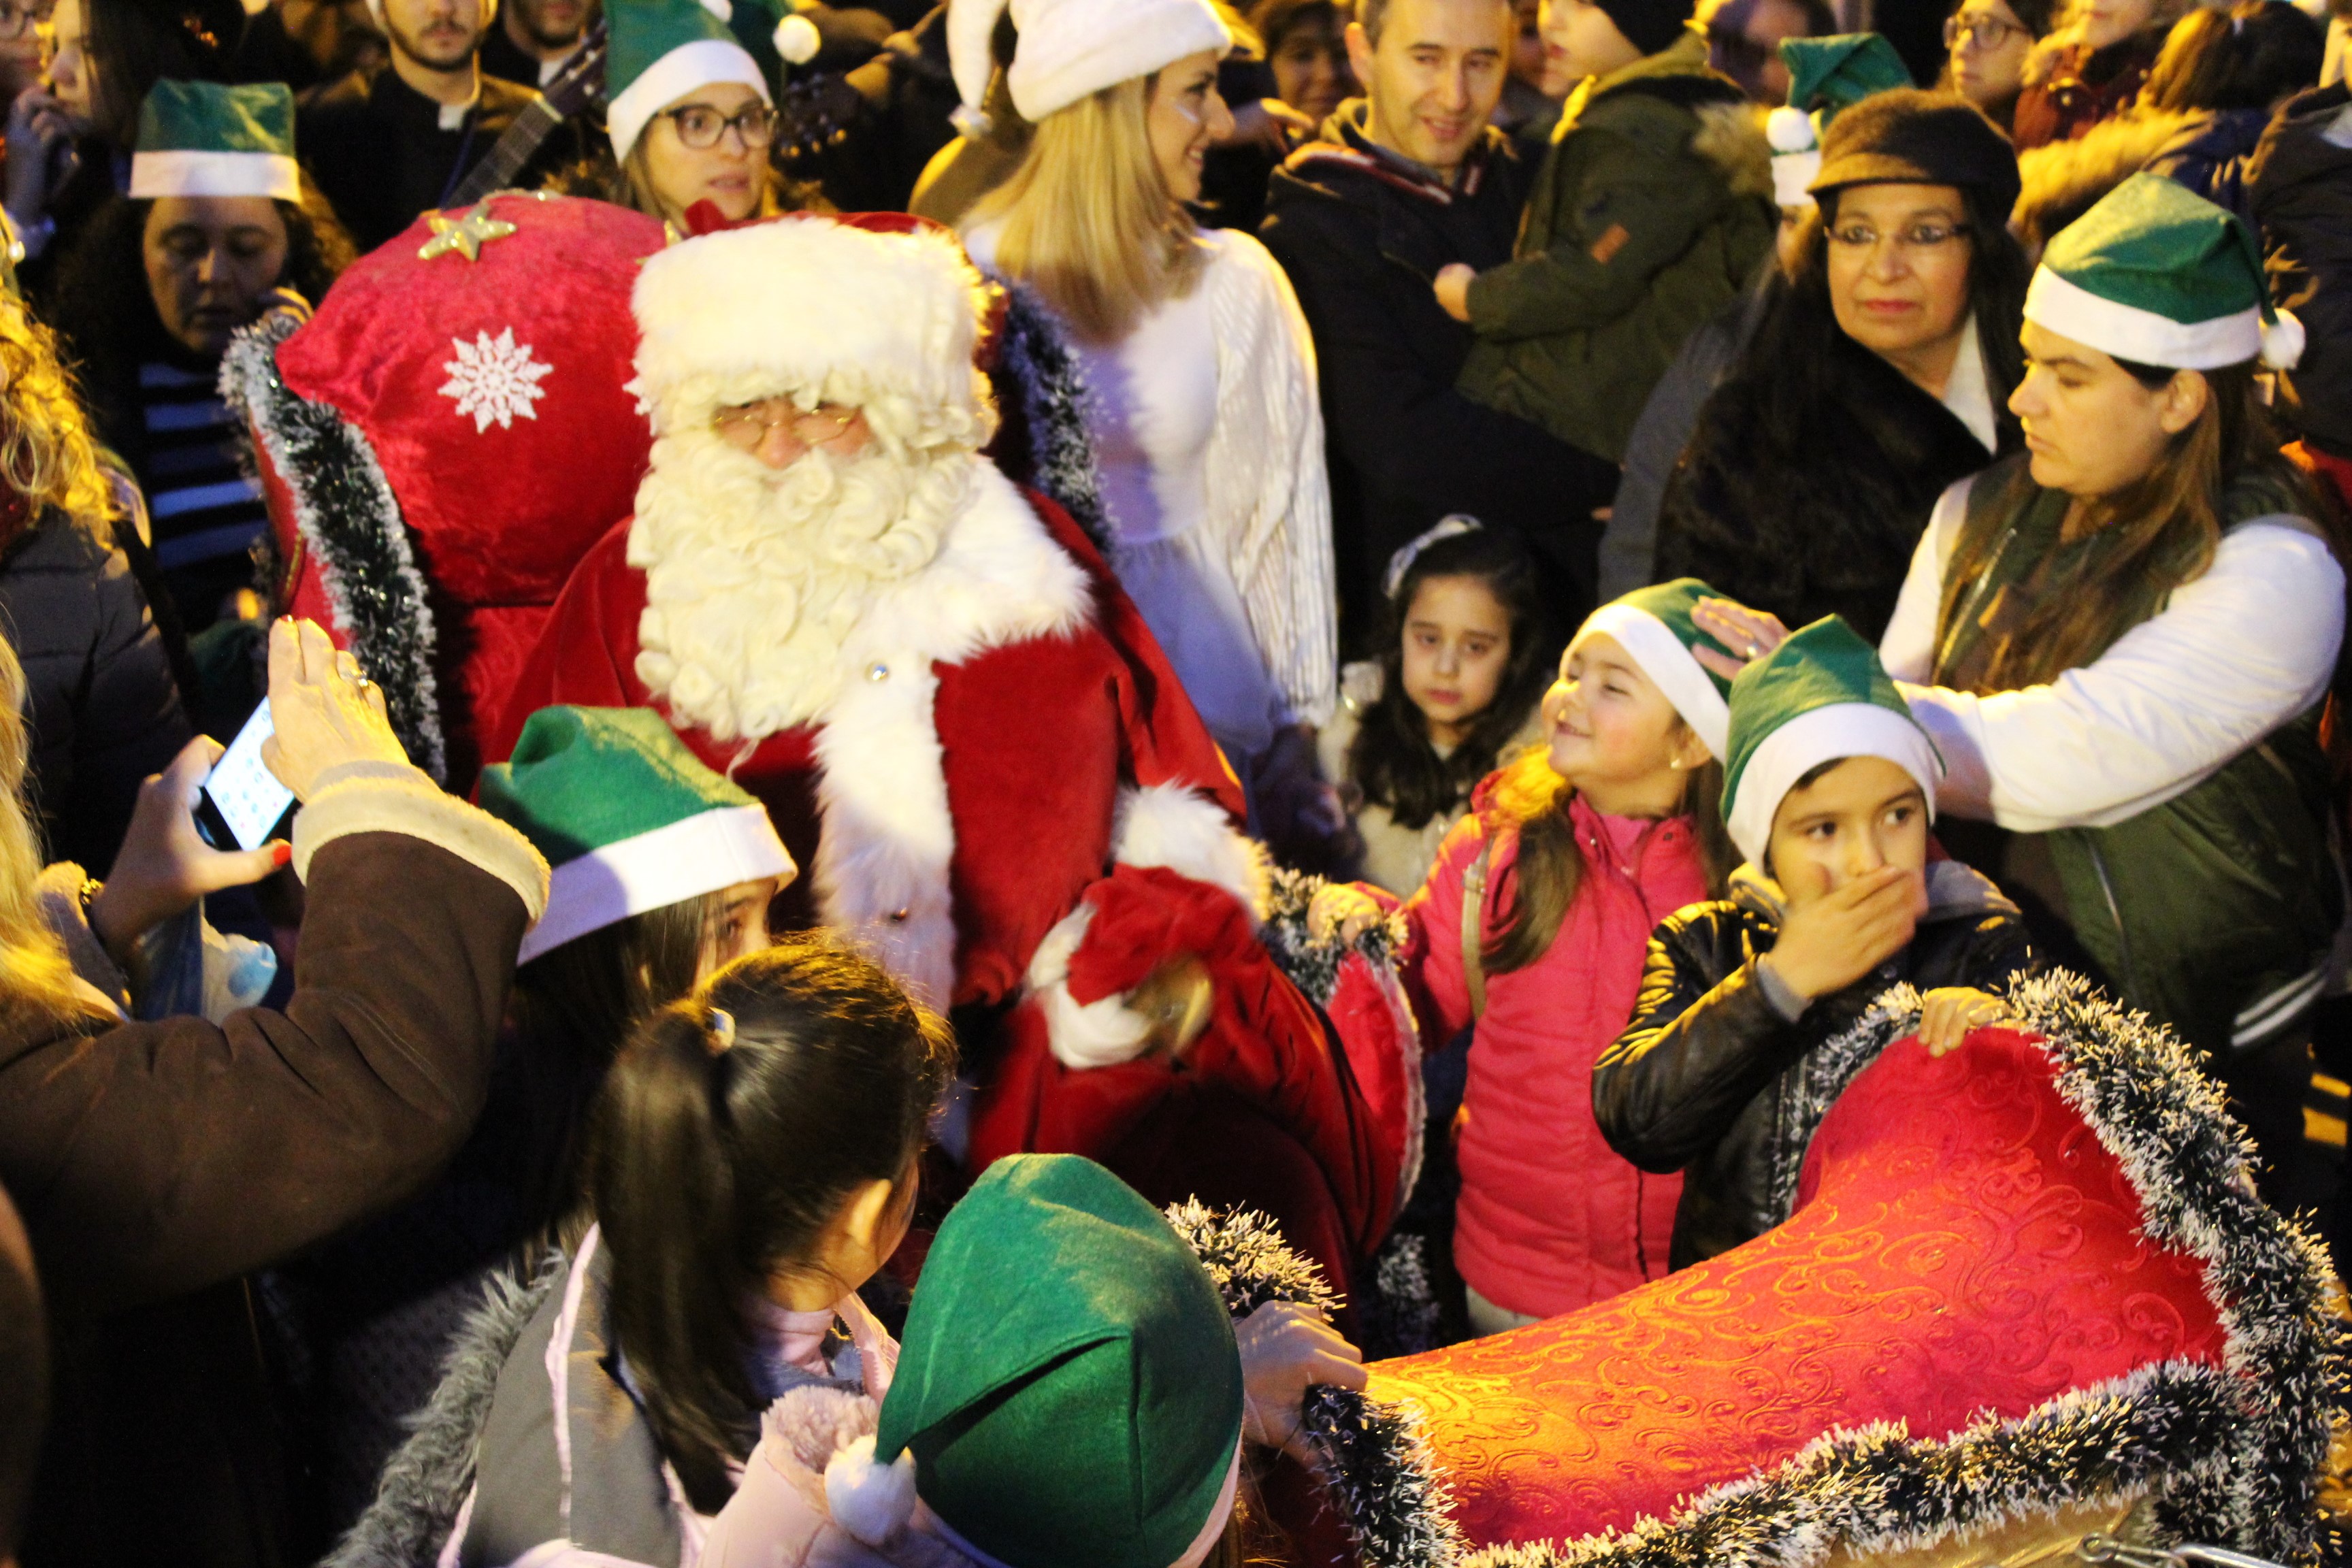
[{"xmin": 485, "ymin": 467, "xmax": 1400, "ymax": 1273}]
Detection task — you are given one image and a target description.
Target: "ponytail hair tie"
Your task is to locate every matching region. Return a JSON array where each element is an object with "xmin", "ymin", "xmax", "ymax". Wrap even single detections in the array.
[
  {"xmin": 1382, "ymin": 514, "xmax": 1484, "ymax": 601},
  {"xmin": 708, "ymin": 1008, "xmax": 737, "ymax": 1052}
]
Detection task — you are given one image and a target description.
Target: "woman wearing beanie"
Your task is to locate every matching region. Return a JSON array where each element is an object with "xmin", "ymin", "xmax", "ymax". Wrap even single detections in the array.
[
  {"xmin": 1725, "ymin": 174, "xmax": 2344, "ymax": 1206},
  {"xmin": 1653, "ymin": 88, "xmax": 2030, "ymax": 646},
  {"xmin": 949, "ymin": 0, "xmax": 1339, "ymax": 854},
  {"xmin": 1594, "ymin": 616, "xmax": 2032, "ymax": 1268}
]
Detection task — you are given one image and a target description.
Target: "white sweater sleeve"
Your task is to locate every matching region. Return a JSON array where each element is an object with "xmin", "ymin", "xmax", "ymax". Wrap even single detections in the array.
[
  {"xmin": 1204, "ymin": 232, "xmax": 1339, "ymax": 729},
  {"xmin": 1895, "ymin": 521, "xmax": 2345, "ymax": 832},
  {"xmin": 1879, "ymin": 475, "xmax": 1977, "ymax": 682}
]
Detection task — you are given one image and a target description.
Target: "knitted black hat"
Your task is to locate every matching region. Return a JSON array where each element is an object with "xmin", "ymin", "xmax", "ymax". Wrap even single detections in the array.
[
  {"xmin": 1594, "ymin": 0, "xmax": 1695, "ymax": 58},
  {"xmin": 1810, "ymin": 86, "xmax": 2021, "ymax": 218}
]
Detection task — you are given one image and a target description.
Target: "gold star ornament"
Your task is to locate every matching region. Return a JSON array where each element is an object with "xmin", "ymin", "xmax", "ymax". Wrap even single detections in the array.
[{"xmin": 418, "ymin": 199, "xmax": 519, "ymax": 263}]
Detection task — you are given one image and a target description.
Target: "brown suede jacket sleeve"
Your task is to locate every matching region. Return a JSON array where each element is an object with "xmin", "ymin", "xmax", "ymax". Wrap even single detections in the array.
[{"xmin": 0, "ymin": 831, "xmax": 532, "ymax": 1318}]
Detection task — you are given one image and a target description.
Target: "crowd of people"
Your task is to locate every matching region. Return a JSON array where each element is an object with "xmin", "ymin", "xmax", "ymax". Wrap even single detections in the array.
[{"xmin": 0, "ymin": 0, "xmax": 2347, "ymax": 1557}]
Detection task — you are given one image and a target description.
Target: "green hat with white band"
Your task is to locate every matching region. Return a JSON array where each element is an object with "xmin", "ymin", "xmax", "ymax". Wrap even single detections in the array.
[
  {"xmin": 1722, "ymin": 617, "xmax": 1942, "ymax": 868},
  {"xmin": 854, "ymin": 1155, "xmax": 1244, "ymax": 1568},
  {"xmin": 2026, "ymin": 171, "xmax": 2304, "ymax": 371},
  {"xmin": 1571, "ymin": 578, "xmax": 1738, "ymax": 762},
  {"xmin": 606, "ymin": 0, "xmax": 775, "ymax": 164},
  {"xmin": 1763, "ymin": 34, "xmax": 1910, "ymax": 209},
  {"xmin": 130, "ymin": 80, "xmax": 302, "ymax": 202},
  {"xmin": 478, "ymin": 706, "xmax": 794, "ymax": 963}
]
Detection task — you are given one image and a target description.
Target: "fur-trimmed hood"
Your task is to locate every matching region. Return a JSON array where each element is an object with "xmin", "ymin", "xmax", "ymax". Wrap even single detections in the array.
[{"xmin": 2015, "ymin": 108, "xmax": 2200, "ymax": 248}]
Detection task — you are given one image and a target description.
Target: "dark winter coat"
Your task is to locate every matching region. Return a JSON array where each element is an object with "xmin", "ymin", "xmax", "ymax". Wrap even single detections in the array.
[
  {"xmin": 12, "ymin": 779, "xmax": 546, "ymax": 1568},
  {"xmin": 1458, "ymin": 32, "xmax": 1776, "ymax": 464},
  {"xmin": 0, "ymin": 512, "xmax": 191, "ymax": 873},
  {"xmin": 297, "ymin": 65, "xmax": 559, "ymax": 253},
  {"xmin": 1652, "ymin": 321, "xmax": 2008, "ymax": 645},
  {"xmin": 2144, "ymin": 106, "xmax": 2268, "ymax": 228},
  {"xmin": 1593, "ymin": 862, "xmax": 2034, "ymax": 1269},
  {"xmin": 1260, "ymin": 105, "xmax": 1618, "ymax": 651},
  {"xmin": 2249, "ymin": 82, "xmax": 2352, "ymax": 460}
]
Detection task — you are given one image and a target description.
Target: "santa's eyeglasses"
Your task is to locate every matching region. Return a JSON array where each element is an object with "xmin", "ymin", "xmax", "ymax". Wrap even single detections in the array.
[{"xmin": 712, "ymin": 397, "xmax": 863, "ymax": 452}]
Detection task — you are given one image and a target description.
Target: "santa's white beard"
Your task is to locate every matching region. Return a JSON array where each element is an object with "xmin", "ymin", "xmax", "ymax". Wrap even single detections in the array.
[{"xmin": 629, "ymin": 429, "xmax": 975, "ymax": 743}]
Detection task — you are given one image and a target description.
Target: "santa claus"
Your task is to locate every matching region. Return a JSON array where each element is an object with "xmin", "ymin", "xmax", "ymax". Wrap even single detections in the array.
[{"xmin": 486, "ymin": 214, "xmax": 1409, "ymax": 1287}]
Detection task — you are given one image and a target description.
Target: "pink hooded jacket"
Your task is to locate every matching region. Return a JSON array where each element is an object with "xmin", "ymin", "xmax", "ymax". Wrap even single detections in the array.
[{"xmin": 1382, "ymin": 778, "xmax": 1710, "ymax": 1319}]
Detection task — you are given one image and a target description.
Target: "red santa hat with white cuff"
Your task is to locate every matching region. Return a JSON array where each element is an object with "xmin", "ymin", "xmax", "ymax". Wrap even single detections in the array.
[{"xmin": 945, "ymin": 0, "xmax": 1230, "ymax": 135}]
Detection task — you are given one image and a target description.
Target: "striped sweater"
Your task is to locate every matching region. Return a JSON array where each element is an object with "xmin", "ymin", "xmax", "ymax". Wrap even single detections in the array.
[{"xmin": 135, "ymin": 358, "xmax": 268, "ymax": 623}]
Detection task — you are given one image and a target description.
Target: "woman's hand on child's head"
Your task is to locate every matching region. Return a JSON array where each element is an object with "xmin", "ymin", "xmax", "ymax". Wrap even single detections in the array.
[
  {"xmin": 1433, "ymin": 263, "xmax": 1476, "ymax": 323},
  {"xmin": 1690, "ymin": 599, "xmax": 1791, "ymax": 681},
  {"xmin": 1763, "ymin": 864, "xmax": 1926, "ymax": 1002},
  {"xmin": 87, "ymin": 736, "xmax": 291, "ymax": 964},
  {"xmin": 1308, "ymin": 883, "xmax": 1384, "ymax": 945},
  {"xmin": 260, "ymin": 618, "xmax": 409, "ymax": 800},
  {"xmin": 1918, "ymin": 987, "xmax": 2008, "ymax": 1057},
  {"xmin": 1235, "ymin": 1300, "xmax": 1366, "ymax": 1465}
]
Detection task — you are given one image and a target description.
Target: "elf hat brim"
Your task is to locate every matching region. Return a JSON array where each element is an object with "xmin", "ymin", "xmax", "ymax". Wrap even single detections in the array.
[
  {"xmin": 1573, "ymin": 602, "xmax": 1731, "ymax": 762},
  {"xmin": 2023, "ymin": 263, "xmax": 2263, "ymax": 372},
  {"xmin": 130, "ymin": 148, "xmax": 302, "ymax": 201},
  {"xmin": 1725, "ymin": 700, "xmax": 1942, "ymax": 868},
  {"xmin": 519, "ymin": 801, "xmax": 794, "ymax": 962},
  {"xmin": 1772, "ymin": 150, "xmax": 1820, "ymax": 210}
]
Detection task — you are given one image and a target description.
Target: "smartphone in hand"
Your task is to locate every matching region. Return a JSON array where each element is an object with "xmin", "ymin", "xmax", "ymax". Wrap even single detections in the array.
[{"xmin": 193, "ymin": 699, "xmax": 297, "ymax": 852}]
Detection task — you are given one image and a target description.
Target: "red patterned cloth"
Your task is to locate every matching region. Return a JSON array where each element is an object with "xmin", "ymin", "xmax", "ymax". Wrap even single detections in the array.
[{"xmin": 1366, "ymin": 1027, "xmax": 2226, "ymax": 1548}]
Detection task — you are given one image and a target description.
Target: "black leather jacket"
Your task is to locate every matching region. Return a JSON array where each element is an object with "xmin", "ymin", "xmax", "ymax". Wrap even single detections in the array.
[{"xmin": 1593, "ymin": 862, "xmax": 2033, "ymax": 1269}]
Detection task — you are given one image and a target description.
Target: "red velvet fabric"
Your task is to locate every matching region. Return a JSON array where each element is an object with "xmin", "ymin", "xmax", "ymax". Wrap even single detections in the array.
[
  {"xmin": 1364, "ymin": 1028, "xmax": 2227, "ymax": 1549},
  {"xmin": 267, "ymin": 194, "xmax": 666, "ymax": 788}
]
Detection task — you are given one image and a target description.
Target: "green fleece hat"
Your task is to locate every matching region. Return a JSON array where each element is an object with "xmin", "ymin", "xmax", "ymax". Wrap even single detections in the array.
[
  {"xmin": 477, "ymin": 706, "xmax": 794, "ymax": 963},
  {"xmin": 1764, "ymin": 35, "xmax": 1909, "ymax": 207},
  {"xmin": 2027, "ymin": 169, "xmax": 2302, "ymax": 370},
  {"xmin": 1569, "ymin": 578, "xmax": 1736, "ymax": 761},
  {"xmin": 129, "ymin": 80, "xmax": 302, "ymax": 201},
  {"xmin": 866, "ymin": 1156, "xmax": 1243, "ymax": 1568},
  {"xmin": 605, "ymin": 0, "xmax": 774, "ymax": 163},
  {"xmin": 1722, "ymin": 617, "xmax": 1942, "ymax": 867}
]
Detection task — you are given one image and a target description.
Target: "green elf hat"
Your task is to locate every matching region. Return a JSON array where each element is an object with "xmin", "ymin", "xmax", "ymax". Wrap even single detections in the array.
[
  {"xmin": 476, "ymin": 706, "xmax": 794, "ymax": 963},
  {"xmin": 838, "ymin": 1155, "xmax": 1245, "ymax": 1568},
  {"xmin": 1764, "ymin": 34, "xmax": 1910, "ymax": 209},
  {"xmin": 1569, "ymin": 578, "xmax": 1737, "ymax": 761},
  {"xmin": 2026, "ymin": 170, "xmax": 2304, "ymax": 371},
  {"xmin": 1722, "ymin": 617, "xmax": 1943, "ymax": 868},
  {"xmin": 726, "ymin": 0, "xmax": 823, "ymax": 97},
  {"xmin": 129, "ymin": 80, "xmax": 302, "ymax": 202},
  {"xmin": 605, "ymin": 0, "xmax": 775, "ymax": 165}
]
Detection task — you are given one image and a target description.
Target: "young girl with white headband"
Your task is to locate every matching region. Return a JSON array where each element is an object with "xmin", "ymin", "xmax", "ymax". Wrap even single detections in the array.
[{"xmin": 1312, "ymin": 581, "xmax": 1739, "ymax": 1334}]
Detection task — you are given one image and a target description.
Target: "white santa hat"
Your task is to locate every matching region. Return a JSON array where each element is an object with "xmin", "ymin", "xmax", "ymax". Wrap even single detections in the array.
[
  {"xmin": 628, "ymin": 215, "xmax": 996, "ymax": 443},
  {"xmin": 946, "ymin": 0, "xmax": 1230, "ymax": 133}
]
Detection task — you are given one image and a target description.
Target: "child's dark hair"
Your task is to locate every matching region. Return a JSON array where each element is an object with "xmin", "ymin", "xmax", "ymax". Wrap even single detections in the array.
[
  {"xmin": 1482, "ymin": 745, "xmax": 1736, "ymax": 975},
  {"xmin": 587, "ymin": 938, "xmax": 956, "ymax": 1512},
  {"xmin": 1346, "ymin": 527, "xmax": 1555, "ymax": 830}
]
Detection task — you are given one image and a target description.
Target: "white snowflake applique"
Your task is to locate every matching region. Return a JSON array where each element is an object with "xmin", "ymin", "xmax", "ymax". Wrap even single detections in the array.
[{"xmin": 438, "ymin": 327, "xmax": 553, "ymax": 433}]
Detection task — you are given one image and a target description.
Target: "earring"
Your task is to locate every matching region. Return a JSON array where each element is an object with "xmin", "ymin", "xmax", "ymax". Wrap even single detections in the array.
[{"xmin": 1669, "ymin": 757, "xmax": 1682, "ymax": 770}]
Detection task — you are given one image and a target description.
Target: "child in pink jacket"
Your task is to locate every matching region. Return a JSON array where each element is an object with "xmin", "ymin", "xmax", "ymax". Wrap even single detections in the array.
[{"xmin": 1313, "ymin": 581, "xmax": 1737, "ymax": 1333}]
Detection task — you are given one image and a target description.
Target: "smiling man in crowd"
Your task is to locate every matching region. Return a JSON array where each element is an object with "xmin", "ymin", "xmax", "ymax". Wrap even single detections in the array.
[{"xmin": 1260, "ymin": 0, "xmax": 1618, "ymax": 655}]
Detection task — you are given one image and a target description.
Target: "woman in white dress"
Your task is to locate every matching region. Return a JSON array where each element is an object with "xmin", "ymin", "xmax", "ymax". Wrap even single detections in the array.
[{"xmin": 951, "ymin": 0, "xmax": 1339, "ymax": 843}]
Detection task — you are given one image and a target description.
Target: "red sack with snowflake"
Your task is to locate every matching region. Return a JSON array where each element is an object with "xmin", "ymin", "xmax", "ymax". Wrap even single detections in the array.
[{"xmin": 223, "ymin": 193, "xmax": 667, "ymax": 789}]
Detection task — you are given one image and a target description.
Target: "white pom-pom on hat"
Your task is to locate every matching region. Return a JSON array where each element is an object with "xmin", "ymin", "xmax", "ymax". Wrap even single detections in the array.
[
  {"xmin": 826, "ymin": 1433, "xmax": 918, "ymax": 1546},
  {"xmin": 1765, "ymin": 104, "xmax": 1816, "ymax": 153},
  {"xmin": 2261, "ymin": 307, "xmax": 2306, "ymax": 371},
  {"xmin": 776, "ymin": 12, "xmax": 821, "ymax": 63}
]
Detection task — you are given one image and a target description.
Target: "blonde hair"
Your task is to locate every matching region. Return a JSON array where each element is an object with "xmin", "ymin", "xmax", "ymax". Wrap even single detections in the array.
[
  {"xmin": 969, "ymin": 74, "xmax": 1207, "ymax": 342},
  {"xmin": 0, "ymin": 301, "xmax": 115, "ymax": 538},
  {"xmin": 0, "ymin": 633, "xmax": 98, "ymax": 1028}
]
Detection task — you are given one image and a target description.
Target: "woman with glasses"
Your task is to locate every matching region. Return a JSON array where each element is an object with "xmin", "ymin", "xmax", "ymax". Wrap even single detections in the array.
[
  {"xmin": 563, "ymin": 0, "xmax": 792, "ymax": 229},
  {"xmin": 1652, "ymin": 89, "xmax": 2027, "ymax": 645},
  {"xmin": 1940, "ymin": 0, "xmax": 2053, "ymax": 131}
]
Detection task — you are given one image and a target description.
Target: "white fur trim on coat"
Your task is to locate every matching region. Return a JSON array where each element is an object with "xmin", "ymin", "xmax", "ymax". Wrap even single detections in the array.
[
  {"xmin": 808, "ymin": 462, "xmax": 1093, "ymax": 1009},
  {"xmin": 1024, "ymin": 901, "xmax": 1158, "ymax": 1068},
  {"xmin": 1113, "ymin": 781, "xmax": 1270, "ymax": 917}
]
